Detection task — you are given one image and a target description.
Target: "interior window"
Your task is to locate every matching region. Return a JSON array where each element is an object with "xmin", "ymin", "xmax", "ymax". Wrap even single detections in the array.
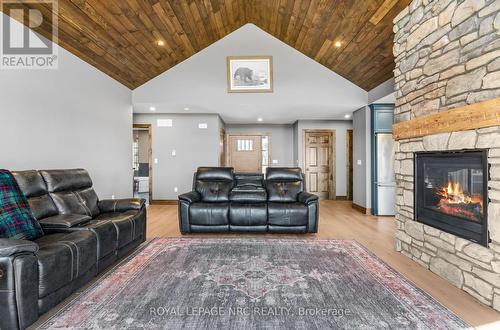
[
  {"xmin": 237, "ymin": 139, "xmax": 253, "ymax": 151},
  {"xmin": 132, "ymin": 133, "xmax": 139, "ymax": 170},
  {"xmin": 262, "ymin": 135, "xmax": 269, "ymax": 174}
]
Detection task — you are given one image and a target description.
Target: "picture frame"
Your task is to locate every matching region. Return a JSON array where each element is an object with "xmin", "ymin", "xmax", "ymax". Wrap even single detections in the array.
[{"xmin": 227, "ymin": 56, "xmax": 273, "ymax": 93}]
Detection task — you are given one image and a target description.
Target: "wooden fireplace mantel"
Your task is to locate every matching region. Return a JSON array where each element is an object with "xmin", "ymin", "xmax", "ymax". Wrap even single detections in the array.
[{"xmin": 392, "ymin": 97, "xmax": 500, "ymax": 140}]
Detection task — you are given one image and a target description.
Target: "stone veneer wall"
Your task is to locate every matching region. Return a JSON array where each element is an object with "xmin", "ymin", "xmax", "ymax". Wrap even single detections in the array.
[
  {"xmin": 392, "ymin": 0, "xmax": 500, "ymax": 311},
  {"xmin": 393, "ymin": 0, "xmax": 500, "ymax": 123},
  {"xmin": 394, "ymin": 128, "xmax": 500, "ymax": 310}
]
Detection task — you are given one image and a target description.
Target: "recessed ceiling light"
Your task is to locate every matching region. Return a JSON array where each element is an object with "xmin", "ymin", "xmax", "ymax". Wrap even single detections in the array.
[
  {"xmin": 344, "ymin": 114, "xmax": 351, "ymax": 119},
  {"xmin": 334, "ymin": 41, "xmax": 342, "ymax": 48},
  {"xmin": 257, "ymin": 117, "xmax": 263, "ymax": 122},
  {"xmin": 157, "ymin": 40, "xmax": 165, "ymax": 46},
  {"xmin": 183, "ymin": 107, "xmax": 190, "ymax": 111},
  {"xmin": 149, "ymin": 106, "xmax": 156, "ymax": 111}
]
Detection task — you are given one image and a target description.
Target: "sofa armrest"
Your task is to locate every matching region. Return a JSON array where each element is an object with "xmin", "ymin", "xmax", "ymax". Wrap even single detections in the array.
[
  {"xmin": 297, "ymin": 193, "xmax": 319, "ymax": 233},
  {"xmin": 178, "ymin": 191, "xmax": 201, "ymax": 204},
  {"xmin": 38, "ymin": 214, "xmax": 92, "ymax": 229},
  {"xmin": 98, "ymin": 198, "xmax": 145, "ymax": 213},
  {"xmin": 0, "ymin": 238, "xmax": 38, "ymax": 257},
  {"xmin": 298, "ymin": 192, "xmax": 319, "ymax": 205},
  {"xmin": 0, "ymin": 239, "xmax": 39, "ymax": 329},
  {"xmin": 178, "ymin": 191, "xmax": 200, "ymax": 234}
]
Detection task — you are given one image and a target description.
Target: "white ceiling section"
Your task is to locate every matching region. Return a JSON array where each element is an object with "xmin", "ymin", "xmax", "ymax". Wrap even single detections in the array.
[{"xmin": 132, "ymin": 24, "xmax": 367, "ymax": 124}]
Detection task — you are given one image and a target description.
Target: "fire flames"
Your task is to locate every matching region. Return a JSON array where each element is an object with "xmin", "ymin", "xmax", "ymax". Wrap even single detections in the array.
[{"xmin": 437, "ymin": 180, "xmax": 483, "ymax": 221}]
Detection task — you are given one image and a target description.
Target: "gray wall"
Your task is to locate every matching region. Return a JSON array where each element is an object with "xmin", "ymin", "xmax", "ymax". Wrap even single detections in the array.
[
  {"xmin": 225, "ymin": 124, "xmax": 294, "ymax": 167},
  {"xmin": 352, "ymin": 106, "xmax": 371, "ymax": 209},
  {"xmin": 295, "ymin": 120, "xmax": 353, "ymax": 197},
  {"xmin": 0, "ymin": 13, "xmax": 133, "ymax": 199},
  {"xmin": 367, "ymin": 78, "xmax": 395, "ymax": 104},
  {"xmin": 133, "ymin": 114, "xmax": 221, "ymax": 200},
  {"xmin": 219, "ymin": 116, "xmax": 226, "ymax": 131},
  {"xmin": 136, "ymin": 117, "xmax": 353, "ymax": 199}
]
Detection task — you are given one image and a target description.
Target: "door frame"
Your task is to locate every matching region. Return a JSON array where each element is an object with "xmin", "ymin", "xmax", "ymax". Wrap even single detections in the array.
[
  {"xmin": 133, "ymin": 123, "xmax": 153, "ymax": 203},
  {"xmin": 346, "ymin": 129, "xmax": 353, "ymax": 201},
  {"xmin": 302, "ymin": 129, "xmax": 336, "ymax": 200},
  {"xmin": 226, "ymin": 133, "xmax": 272, "ymax": 172},
  {"xmin": 219, "ymin": 128, "xmax": 226, "ymax": 166}
]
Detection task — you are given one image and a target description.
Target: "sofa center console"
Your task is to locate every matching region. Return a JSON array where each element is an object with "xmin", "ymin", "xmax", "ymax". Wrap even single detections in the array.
[{"xmin": 229, "ymin": 173, "xmax": 267, "ymax": 203}]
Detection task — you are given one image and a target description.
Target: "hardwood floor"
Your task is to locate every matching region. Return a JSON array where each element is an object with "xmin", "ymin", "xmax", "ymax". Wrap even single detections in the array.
[{"xmin": 147, "ymin": 200, "xmax": 500, "ymax": 329}]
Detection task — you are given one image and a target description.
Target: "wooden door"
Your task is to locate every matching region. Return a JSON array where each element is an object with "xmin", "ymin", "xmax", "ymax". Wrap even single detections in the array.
[
  {"xmin": 347, "ymin": 129, "xmax": 353, "ymax": 200},
  {"xmin": 304, "ymin": 130, "xmax": 334, "ymax": 200},
  {"xmin": 228, "ymin": 135, "xmax": 262, "ymax": 172},
  {"xmin": 219, "ymin": 128, "xmax": 226, "ymax": 166}
]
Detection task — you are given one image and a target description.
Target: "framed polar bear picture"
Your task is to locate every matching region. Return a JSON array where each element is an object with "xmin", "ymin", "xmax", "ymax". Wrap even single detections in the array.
[{"xmin": 227, "ymin": 56, "xmax": 273, "ymax": 93}]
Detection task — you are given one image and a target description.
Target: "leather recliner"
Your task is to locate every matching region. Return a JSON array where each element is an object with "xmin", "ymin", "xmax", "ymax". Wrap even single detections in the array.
[
  {"xmin": 266, "ymin": 167, "xmax": 319, "ymax": 233},
  {"xmin": 178, "ymin": 167, "xmax": 319, "ymax": 234},
  {"xmin": 179, "ymin": 167, "xmax": 234, "ymax": 233},
  {"xmin": 0, "ymin": 169, "xmax": 147, "ymax": 330}
]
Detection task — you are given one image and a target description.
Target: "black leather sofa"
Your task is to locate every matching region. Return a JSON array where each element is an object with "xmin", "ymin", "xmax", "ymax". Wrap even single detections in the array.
[
  {"xmin": 0, "ymin": 169, "xmax": 146, "ymax": 330},
  {"xmin": 178, "ymin": 167, "xmax": 319, "ymax": 234}
]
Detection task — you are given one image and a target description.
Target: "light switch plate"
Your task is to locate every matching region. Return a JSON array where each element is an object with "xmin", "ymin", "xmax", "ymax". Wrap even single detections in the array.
[
  {"xmin": 198, "ymin": 123, "xmax": 208, "ymax": 129},
  {"xmin": 154, "ymin": 158, "xmax": 158, "ymax": 164},
  {"xmin": 157, "ymin": 119, "xmax": 172, "ymax": 127},
  {"xmin": 357, "ymin": 160, "xmax": 362, "ymax": 165},
  {"xmin": 171, "ymin": 149, "xmax": 176, "ymax": 156}
]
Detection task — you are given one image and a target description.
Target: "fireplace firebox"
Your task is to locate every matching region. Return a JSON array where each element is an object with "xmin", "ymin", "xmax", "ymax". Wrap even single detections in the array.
[{"xmin": 415, "ymin": 151, "xmax": 489, "ymax": 246}]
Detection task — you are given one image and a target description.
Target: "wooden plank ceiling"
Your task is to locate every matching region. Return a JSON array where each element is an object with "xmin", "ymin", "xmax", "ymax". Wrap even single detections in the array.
[{"xmin": 1, "ymin": 0, "xmax": 412, "ymax": 90}]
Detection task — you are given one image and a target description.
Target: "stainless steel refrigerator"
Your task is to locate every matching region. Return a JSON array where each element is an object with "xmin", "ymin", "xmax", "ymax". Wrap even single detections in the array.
[{"xmin": 375, "ymin": 133, "xmax": 396, "ymax": 215}]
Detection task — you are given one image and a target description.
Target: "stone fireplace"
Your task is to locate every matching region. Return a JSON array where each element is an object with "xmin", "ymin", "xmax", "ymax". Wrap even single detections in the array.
[{"xmin": 392, "ymin": 0, "xmax": 500, "ymax": 311}]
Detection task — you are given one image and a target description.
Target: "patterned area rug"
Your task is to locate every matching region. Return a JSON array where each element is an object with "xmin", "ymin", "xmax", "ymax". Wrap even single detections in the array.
[{"xmin": 39, "ymin": 238, "xmax": 469, "ymax": 329}]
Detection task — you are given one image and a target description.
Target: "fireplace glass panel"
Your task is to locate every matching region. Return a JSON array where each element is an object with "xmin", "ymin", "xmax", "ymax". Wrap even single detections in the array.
[
  {"xmin": 415, "ymin": 151, "xmax": 488, "ymax": 246},
  {"xmin": 423, "ymin": 163, "xmax": 483, "ymax": 222}
]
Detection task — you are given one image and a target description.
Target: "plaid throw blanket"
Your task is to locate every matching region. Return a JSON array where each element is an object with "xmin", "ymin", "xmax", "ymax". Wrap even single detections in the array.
[{"xmin": 0, "ymin": 169, "xmax": 43, "ymax": 240}]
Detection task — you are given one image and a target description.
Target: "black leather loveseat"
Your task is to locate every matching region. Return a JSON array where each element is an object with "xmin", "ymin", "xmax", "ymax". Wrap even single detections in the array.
[
  {"xmin": 178, "ymin": 167, "xmax": 318, "ymax": 234},
  {"xmin": 0, "ymin": 169, "xmax": 146, "ymax": 330}
]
